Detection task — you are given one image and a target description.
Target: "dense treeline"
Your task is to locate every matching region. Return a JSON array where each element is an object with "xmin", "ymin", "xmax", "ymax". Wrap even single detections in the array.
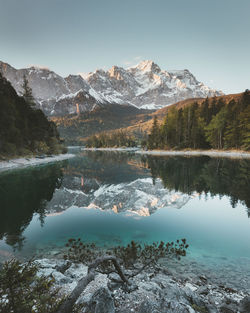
[
  {"xmin": 85, "ymin": 130, "xmax": 137, "ymax": 148},
  {"xmin": 146, "ymin": 90, "xmax": 250, "ymax": 150},
  {"xmin": 0, "ymin": 73, "xmax": 66, "ymax": 158}
]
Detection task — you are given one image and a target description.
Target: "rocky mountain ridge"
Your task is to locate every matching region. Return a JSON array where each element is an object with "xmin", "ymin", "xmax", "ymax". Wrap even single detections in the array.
[
  {"xmin": 86, "ymin": 60, "xmax": 223, "ymax": 110},
  {"xmin": 0, "ymin": 60, "xmax": 223, "ymax": 116}
]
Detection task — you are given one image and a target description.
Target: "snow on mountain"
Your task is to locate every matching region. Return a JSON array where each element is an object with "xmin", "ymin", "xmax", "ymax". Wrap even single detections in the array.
[
  {"xmin": 0, "ymin": 60, "xmax": 223, "ymax": 116},
  {"xmin": 86, "ymin": 60, "xmax": 223, "ymax": 110},
  {"xmin": 0, "ymin": 61, "xmax": 107, "ymax": 116},
  {"xmin": 45, "ymin": 177, "xmax": 192, "ymax": 216}
]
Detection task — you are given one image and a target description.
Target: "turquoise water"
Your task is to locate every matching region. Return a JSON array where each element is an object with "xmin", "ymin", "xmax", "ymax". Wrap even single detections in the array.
[{"xmin": 1, "ymin": 150, "xmax": 250, "ymax": 289}]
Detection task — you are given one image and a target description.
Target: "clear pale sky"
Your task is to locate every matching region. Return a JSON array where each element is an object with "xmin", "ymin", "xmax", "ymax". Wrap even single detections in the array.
[{"xmin": 0, "ymin": 0, "xmax": 249, "ymax": 94}]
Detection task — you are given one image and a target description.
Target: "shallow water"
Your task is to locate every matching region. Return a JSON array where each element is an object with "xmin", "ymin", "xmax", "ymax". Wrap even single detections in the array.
[{"xmin": 1, "ymin": 150, "xmax": 250, "ymax": 290}]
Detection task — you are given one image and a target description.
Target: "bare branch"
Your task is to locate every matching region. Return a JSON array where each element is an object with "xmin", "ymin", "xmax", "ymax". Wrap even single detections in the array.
[{"xmin": 128, "ymin": 260, "xmax": 152, "ymax": 278}]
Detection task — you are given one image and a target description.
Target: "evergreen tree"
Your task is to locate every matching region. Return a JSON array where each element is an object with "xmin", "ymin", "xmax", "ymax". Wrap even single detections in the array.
[
  {"xmin": 239, "ymin": 105, "xmax": 250, "ymax": 150},
  {"xmin": 22, "ymin": 75, "xmax": 35, "ymax": 107},
  {"xmin": 0, "ymin": 72, "xmax": 66, "ymax": 158},
  {"xmin": 205, "ymin": 108, "xmax": 227, "ymax": 149},
  {"xmin": 148, "ymin": 116, "xmax": 160, "ymax": 149}
]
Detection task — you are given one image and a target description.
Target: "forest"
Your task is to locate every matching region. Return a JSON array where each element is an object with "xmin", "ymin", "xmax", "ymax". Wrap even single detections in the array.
[
  {"xmin": 146, "ymin": 90, "xmax": 250, "ymax": 151},
  {"xmin": 0, "ymin": 73, "xmax": 66, "ymax": 158},
  {"xmin": 85, "ymin": 130, "xmax": 137, "ymax": 148}
]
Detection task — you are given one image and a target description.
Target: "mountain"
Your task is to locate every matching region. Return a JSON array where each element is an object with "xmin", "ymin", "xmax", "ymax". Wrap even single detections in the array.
[
  {"xmin": 54, "ymin": 92, "xmax": 243, "ymax": 144},
  {"xmin": 0, "ymin": 61, "xmax": 107, "ymax": 116},
  {"xmin": 85, "ymin": 60, "xmax": 223, "ymax": 109},
  {"xmin": 0, "ymin": 60, "xmax": 222, "ymax": 116},
  {"xmin": 52, "ymin": 103, "xmax": 153, "ymax": 144}
]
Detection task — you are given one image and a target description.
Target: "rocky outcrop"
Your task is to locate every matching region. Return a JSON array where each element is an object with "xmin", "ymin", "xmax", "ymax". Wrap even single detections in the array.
[{"xmin": 35, "ymin": 258, "xmax": 249, "ymax": 313}]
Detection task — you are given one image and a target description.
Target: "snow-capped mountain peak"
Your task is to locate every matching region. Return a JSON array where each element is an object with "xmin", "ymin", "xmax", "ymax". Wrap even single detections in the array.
[
  {"xmin": 84, "ymin": 60, "xmax": 223, "ymax": 110},
  {"xmin": 131, "ymin": 60, "xmax": 161, "ymax": 73},
  {"xmin": 0, "ymin": 60, "xmax": 223, "ymax": 116}
]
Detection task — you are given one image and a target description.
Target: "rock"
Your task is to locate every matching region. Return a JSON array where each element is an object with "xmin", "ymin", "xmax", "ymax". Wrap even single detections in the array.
[
  {"xmin": 219, "ymin": 298, "xmax": 238, "ymax": 313},
  {"xmin": 164, "ymin": 284, "xmax": 190, "ymax": 305},
  {"xmin": 219, "ymin": 306, "xmax": 235, "ymax": 313},
  {"xmin": 55, "ymin": 261, "xmax": 71, "ymax": 274},
  {"xmin": 239, "ymin": 296, "xmax": 250, "ymax": 312},
  {"xmin": 77, "ymin": 273, "xmax": 109, "ymax": 304},
  {"xmin": 64, "ymin": 263, "xmax": 88, "ymax": 280},
  {"xmin": 138, "ymin": 300, "xmax": 161, "ymax": 313},
  {"xmin": 51, "ymin": 271, "xmax": 73, "ymax": 284},
  {"xmin": 85, "ymin": 287, "xmax": 115, "ymax": 313},
  {"xmin": 197, "ymin": 286, "xmax": 209, "ymax": 296},
  {"xmin": 162, "ymin": 300, "xmax": 195, "ymax": 313},
  {"xmin": 184, "ymin": 285, "xmax": 207, "ymax": 308}
]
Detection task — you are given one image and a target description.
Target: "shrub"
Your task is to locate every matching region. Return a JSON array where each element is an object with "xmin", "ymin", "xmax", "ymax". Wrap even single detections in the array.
[
  {"xmin": 0, "ymin": 259, "xmax": 64, "ymax": 313},
  {"xmin": 64, "ymin": 238, "xmax": 189, "ymax": 269}
]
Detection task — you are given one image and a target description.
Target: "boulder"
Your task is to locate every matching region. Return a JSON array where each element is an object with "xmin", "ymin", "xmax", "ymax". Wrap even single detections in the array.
[
  {"xmin": 85, "ymin": 287, "xmax": 115, "ymax": 313},
  {"xmin": 239, "ymin": 296, "xmax": 250, "ymax": 313}
]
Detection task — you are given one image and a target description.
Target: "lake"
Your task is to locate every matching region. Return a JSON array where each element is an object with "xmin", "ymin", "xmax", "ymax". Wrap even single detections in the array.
[{"xmin": 1, "ymin": 149, "xmax": 250, "ymax": 291}]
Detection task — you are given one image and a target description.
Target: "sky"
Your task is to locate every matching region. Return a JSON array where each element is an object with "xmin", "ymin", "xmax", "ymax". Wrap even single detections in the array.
[{"xmin": 0, "ymin": 0, "xmax": 249, "ymax": 94}]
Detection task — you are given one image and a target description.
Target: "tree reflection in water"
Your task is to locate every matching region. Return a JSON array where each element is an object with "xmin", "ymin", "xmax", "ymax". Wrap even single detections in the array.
[
  {"xmin": 142, "ymin": 155, "xmax": 250, "ymax": 215},
  {"xmin": 0, "ymin": 163, "xmax": 64, "ymax": 249}
]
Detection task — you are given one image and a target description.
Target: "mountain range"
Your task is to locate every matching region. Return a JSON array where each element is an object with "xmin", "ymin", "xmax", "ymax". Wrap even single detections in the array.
[{"xmin": 0, "ymin": 60, "xmax": 223, "ymax": 116}]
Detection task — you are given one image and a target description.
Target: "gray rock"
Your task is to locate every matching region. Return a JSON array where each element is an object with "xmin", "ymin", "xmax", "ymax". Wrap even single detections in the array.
[
  {"xmin": 197, "ymin": 286, "xmax": 209, "ymax": 296},
  {"xmin": 162, "ymin": 300, "xmax": 195, "ymax": 313},
  {"xmin": 77, "ymin": 273, "xmax": 109, "ymax": 304},
  {"xmin": 85, "ymin": 287, "xmax": 115, "ymax": 313},
  {"xmin": 219, "ymin": 306, "xmax": 235, "ymax": 313},
  {"xmin": 64, "ymin": 263, "xmax": 88, "ymax": 280},
  {"xmin": 55, "ymin": 261, "xmax": 71, "ymax": 274},
  {"xmin": 138, "ymin": 300, "xmax": 161, "ymax": 313},
  {"xmin": 239, "ymin": 296, "xmax": 250, "ymax": 313},
  {"xmin": 184, "ymin": 285, "xmax": 207, "ymax": 308}
]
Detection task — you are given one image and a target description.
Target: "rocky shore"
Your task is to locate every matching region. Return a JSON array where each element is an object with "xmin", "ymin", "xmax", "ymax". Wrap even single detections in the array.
[{"xmin": 35, "ymin": 258, "xmax": 250, "ymax": 313}]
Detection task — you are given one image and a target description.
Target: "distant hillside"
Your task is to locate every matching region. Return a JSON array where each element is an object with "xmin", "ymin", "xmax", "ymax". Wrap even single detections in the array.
[
  {"xmin": 85, "ymin": 90, "xmax": 250, "ymax": 151},
  {"xmin": 0, "ymin": 73, "xmax": 66, "ymax": 158},
  {"xmin": 53, "ymin": 92, "xmax": 246, "ymax": 145},
  {"xmin": 52, "ymin": 104, "xmax": 153, "ymax": 144},
  {"xmin": 144, "ymin": 90, "xmax": 250, "ymax": 150},
  {"xmin": 102, "ymin": 92, "xmax": 244, "ymax": 140}
]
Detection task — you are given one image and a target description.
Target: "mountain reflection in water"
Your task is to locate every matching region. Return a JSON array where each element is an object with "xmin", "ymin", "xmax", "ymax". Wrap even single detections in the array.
[{"xmin": 0, "ymin": 151, "xmax": 250, "ymax": 254}]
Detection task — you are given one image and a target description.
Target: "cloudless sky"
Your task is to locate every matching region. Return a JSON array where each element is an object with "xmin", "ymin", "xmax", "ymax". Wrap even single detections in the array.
[{"xmin": 0, "ymin": 0, "xmax": 249, "ymax": 93}]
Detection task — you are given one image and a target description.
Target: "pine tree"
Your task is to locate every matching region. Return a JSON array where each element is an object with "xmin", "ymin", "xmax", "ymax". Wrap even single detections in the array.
[
  {"xmin": 22, "ymin": 75, "xmax": 35, "ymax": 106},
  {"xmin": 205, "ymin": 108, "xmax": 227, "ymax": 149},
  {"xmin": 148, "ymin": 116, "xmax": 160, "ymax": 149}
]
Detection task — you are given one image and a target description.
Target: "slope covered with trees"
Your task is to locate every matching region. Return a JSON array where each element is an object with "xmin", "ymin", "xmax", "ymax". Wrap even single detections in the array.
[
  {"xmin": 146, "ymin": 90, "xmax": 250, "ymax": 151},
  {"xmin": 85, "ymin": 130, "xmax": 137, "ymax": 148},
  {"xmin": 0, "ymin": 73, "xmax": 66, "ymax": 158}
]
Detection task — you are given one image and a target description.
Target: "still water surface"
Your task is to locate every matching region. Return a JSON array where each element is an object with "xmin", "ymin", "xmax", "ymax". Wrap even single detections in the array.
[{"xmin": 1, "ymin": 150, "xmax": 250, "ymax": 289}]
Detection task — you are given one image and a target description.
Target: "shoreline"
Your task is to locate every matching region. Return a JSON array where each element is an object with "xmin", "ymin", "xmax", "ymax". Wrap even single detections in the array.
[
  {"xmin": 24, "ymin": 257, "xmax": 250, "ymax": 312},
  {"xmin": 82, "ymin": 147, "xmax": 250, "ymax": 159},
  {"xmin": 0, "ymin": 153, "xmax": 75, "ymax": 173}
]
